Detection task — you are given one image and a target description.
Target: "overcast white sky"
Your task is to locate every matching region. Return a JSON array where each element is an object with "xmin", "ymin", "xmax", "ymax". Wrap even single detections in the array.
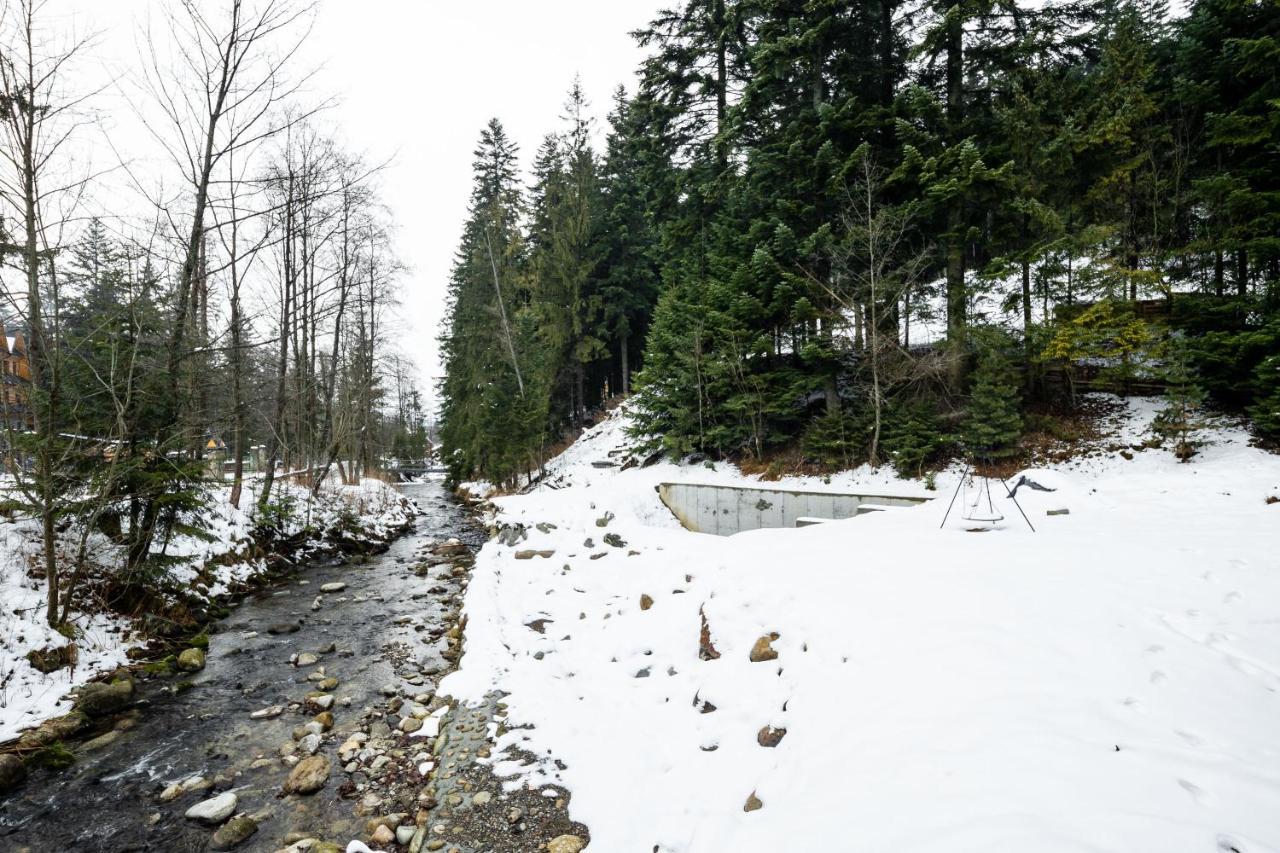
[
  {"xmin": 57, "ymin": 0, "xmax": 667, "ymax": 396},
  {"xmin": 299, "ymin": 0, "xmax": 667, "ymax": 389}
]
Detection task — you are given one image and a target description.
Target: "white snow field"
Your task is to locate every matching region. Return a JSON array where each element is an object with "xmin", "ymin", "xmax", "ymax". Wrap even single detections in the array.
[{"xmin": 442, "ymin": 398, "xmax": 1280, "ymax": 853}]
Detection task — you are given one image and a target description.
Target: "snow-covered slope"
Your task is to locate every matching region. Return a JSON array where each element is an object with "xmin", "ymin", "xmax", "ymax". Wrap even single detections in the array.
[{"xmin": 442, "ymin": 398, "xmax": 1280, "ymax": 852}]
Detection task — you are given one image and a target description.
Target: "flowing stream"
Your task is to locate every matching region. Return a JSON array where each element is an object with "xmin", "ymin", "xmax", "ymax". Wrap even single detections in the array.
[{"xmin": 0, "ymin": 481, "xmax": 481, "ymax": 853}]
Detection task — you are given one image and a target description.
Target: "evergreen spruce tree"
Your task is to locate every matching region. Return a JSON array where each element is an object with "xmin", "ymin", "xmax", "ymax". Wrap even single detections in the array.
[
  {"xmin": 1247, "ymin": 354, "xmax": 1280, "ymax": 441},
  {"xmin": 1178, "ymin": 0, "xmax": 1280, "ymax": 298},
  {"xmin": 595, "ymin": 87, "xmax": 662, "ymax": 396},
  {"xmin": 1154, "ymin": 336, "xmax": 1208, "ymax": 460},
  {"xmin": 963, "ymin": 339, "xmax": 1024, "ymax": 462},
  {"xmin": 527, "ymin": 79, "xmax": 605, "ymax": 429},
  {"xmin": 438, "ymin": 119, "xmax": 544, "ymax": 487}
]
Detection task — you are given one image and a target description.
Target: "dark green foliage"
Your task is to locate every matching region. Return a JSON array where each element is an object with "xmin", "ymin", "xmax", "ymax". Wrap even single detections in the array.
[
  {"xmin": 437, "ymin": 119, "xmax": 549, "ymax": 487},
  {"xmin": 801, "ymin": 409, "xmax": 874, "ymax": 470},
  {"xmin": 32, "ymin": 741, "xmax": 76, "ymax": 770},
  {"xmin": 963, "ymin": 341, "xmax": 1024, "ymax": 461},
  {"xmin": 439, "ymin": 0, "xmax": 1280, "ymax": 472},
  {"xmin": 1249, "ymin": 353, "xmax": 1280, "ymax": 440},
  {"xmin": 1183, "ymin": 322, "xmax": 1280, "ymax": 407},
  {"xmin": 256, "ymin": 495, "xmax": 298, "ymax": 537},
  {"xmin": 882, "ymin": 402, "xmax": 954, "ymax": 478}
]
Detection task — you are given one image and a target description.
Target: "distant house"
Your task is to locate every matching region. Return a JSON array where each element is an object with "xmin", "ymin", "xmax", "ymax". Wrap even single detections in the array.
[
  {"xmin": 203, "ymin": 431, "xmax": 228, "ymax": 478},
  {"xmin": 0, "ymin": 330, "xmax": 32, "ymax": 432}
]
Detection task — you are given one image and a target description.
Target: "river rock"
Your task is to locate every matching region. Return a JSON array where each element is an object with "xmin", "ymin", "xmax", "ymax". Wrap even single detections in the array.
[
  {"xmin": 298, "ymin": 733, "xmax": 322, "ymax": 755},
  {"xmin": 312, "ymin": 711, "xmax": 334, "ymax": 730},
  {"xmin": 549, "ymin": 835, "xmax": 586, "ymax": 853},
  {"xmin": 305, "ymin": 692, "xmax": 334, "ymax": 711},
  {"xmin": 319, "ymin": 582, "xmax": 347, "ymax": 593},
  {"xmin": 250, "ymin": 705, "xmax": 284, "ymax": 719},
  {"xmin": 370, "ymin": 824, "xmax": 396, "ymax": 846},
  {"xmin": 318, "ymin": 677, "xmax": 339, "ymax": 691},
  {"xmin": 210, "ymin": 814, "xmax": 258, "ymax": 850},
  {"xmin": 471, "ymin": 791, "xmax": 491, "ymax": 807},
  {"xmin": 283, "ymin": 755, "xmax": 330, "ymax": 794},
  {"xmin": 744, "ymin": 792, "xmax": 763, "ymax": 812},
  {"xmin": 177, "ymin": 648, "xmax": 206, "ymax": 672},
  {"xmin": 640, "ymin": 594, "xmax": 654, "ymax": 611},
  {"xmin": 0, "ymin": 754, "xmax": 26, "ymax": 793},
  {"xmin": 81, "ymin": 730, "xmax": 122, "ymax": 751},
  {"xmin": 398, "ymin": 717, "xmax": 422, "ymax": 734},
  {"xmin": 396, "ymin": 825, "xmax": 416, "ymax": 845},
  {"xmin": 185, "ymin": 791, "xmax": 237, "ymax": 823},
  {"xmin": 295, "ymin": 652, "xmax": 319, "ymax": 667},
  {"xmin": 75, "ymin": 680, "xmax": 134, "ymax": 717},
  {"xmin": 159, "ymin": 775, "xmax": 208, "ymax": 801},
  {"xmin": 757, "ymin": 725, "xmax": 787, "ymax": 747},
  {"xmin": 749, "ymin": 633, "xmax": 779, "ymax": 663},
  {"xmin": 18, "ymin": 711, "xmax": 89, "ymax": 750}
]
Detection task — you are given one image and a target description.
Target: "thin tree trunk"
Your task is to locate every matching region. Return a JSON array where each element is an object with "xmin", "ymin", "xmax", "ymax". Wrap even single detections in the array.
[
  {"xmin": 944, "ymin": 5, "xmax": 966, "ymax": 365},
  {"xmin": 620, "ymin": 334, "xmax": 630, "ymax": 396}
]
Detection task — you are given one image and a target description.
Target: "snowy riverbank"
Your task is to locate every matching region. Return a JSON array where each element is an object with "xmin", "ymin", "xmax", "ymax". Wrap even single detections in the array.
[
  {"xmin": 442, "ymin": 397, "xmax": 1280, "ymax": 852},
  {"xmin": 0, "ymin": 478, "xmax": 415, "ymax": 744}
]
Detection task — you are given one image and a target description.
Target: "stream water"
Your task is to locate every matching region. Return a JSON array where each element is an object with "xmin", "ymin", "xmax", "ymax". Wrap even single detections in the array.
[{"xmin": 0, "ymin": 481, "xmax": 482, "ymax": 853}]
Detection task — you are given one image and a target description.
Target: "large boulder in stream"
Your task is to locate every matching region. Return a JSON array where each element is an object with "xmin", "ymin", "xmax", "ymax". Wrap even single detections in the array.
[
  {"xmin": 176, "ymin": 648, "xmax": 206, "ymax": 672},
  {"xmin": 0, "ymin": 754, "xmax": 26, "ymax": 793},
  {"xmin": 185, "ymin": 791, "xmax": 237, "ymax": 824},
  {"xmin": 282, "ymin": 755, "xmax": 331, "ymax": 795},
  {"xmin": 75, "ymin": 680, "xmax": 134, "ymax": 717}
]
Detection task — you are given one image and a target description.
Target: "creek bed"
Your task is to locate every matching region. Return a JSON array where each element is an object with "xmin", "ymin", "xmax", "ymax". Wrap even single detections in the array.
[{"xmin": 0, "ymin": 481, "xmax": 481, "ymax": 853}]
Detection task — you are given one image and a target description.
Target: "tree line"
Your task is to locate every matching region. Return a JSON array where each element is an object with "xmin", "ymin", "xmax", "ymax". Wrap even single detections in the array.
[
  {"xmin": 0, "ymin": 0, "xmax": 427, "ymax": 628},
  {"xmin": 439, "ymin": 0, "xmax": 1280, "ymax": 487}
]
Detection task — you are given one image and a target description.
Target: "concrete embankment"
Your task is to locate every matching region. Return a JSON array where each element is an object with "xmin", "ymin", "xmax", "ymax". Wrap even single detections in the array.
[{"xmin": 657, "ymin": 481, "xmax": 929, "ymax": 535}]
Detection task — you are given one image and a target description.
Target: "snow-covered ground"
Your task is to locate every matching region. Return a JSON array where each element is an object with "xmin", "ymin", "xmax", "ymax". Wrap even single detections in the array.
[
  {"xmin": 443, "ymin": 398, "xmax": 1280, "ymax": 852},
  {"xmin": 0, "ymin": 477, "xmax": 413, "ymax": 743}
]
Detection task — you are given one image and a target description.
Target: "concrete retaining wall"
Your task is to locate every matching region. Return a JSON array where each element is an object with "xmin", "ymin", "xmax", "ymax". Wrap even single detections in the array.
[{"xmin": 656, "ymin": 481, "xmax": 929, "ymax": 536}]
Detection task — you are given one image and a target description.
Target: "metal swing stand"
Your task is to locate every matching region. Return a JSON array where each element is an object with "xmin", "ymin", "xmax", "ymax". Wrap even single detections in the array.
[{"xmin": 938, "ymin": 460, "xmax": 1037, "ymax": 532}]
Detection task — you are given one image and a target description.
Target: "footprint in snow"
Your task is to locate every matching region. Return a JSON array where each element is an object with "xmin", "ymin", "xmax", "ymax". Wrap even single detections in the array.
[
  {"xmin": 1174, "ymin": 729, "xmax": 1205, "ymax": 747},
  {"xmin": 1177, "ymin": 778, "xmax": 1208, "ymax": 804}
]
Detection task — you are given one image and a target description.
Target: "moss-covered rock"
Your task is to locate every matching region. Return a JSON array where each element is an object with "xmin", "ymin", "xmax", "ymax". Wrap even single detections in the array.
[
  {"xmin": 75, "ymin": 680, "xmax": 134, "ymax": 717},
  {"xmin": 17, "ymin": 711, "xmax": 89, "ymax": 751},
  {"xmin": 176, "ymin": 648, "xmax": 206, "ymax": 672},
  {"xmin": 0, "ymin": 753, "xmax": 26, "ymax": 793}
]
